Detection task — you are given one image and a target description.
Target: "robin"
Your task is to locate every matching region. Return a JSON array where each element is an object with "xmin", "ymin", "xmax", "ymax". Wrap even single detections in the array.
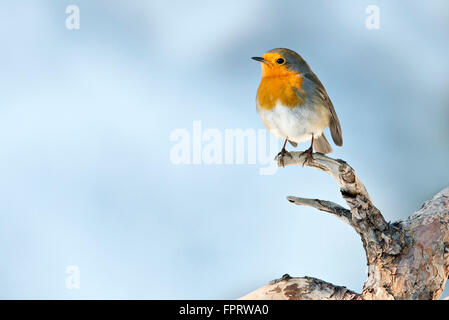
[{"xmin": 252, "ymin": 48, "xmax": 343, "ymax": 165}]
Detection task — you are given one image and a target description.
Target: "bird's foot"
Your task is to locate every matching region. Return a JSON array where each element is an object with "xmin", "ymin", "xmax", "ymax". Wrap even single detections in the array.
[
  {"xmin": 299, "ymin": 146, "xmax": 314, "ymax": 166},
  {"xmin": 275, "ymin": 148, "xmax": 292, "ymax": 167}
]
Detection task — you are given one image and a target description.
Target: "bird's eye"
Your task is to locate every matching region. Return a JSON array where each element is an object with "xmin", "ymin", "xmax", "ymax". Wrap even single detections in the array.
[{"xmin": 276, "ymin": 58, "xmax": 285, "ymax": 65}]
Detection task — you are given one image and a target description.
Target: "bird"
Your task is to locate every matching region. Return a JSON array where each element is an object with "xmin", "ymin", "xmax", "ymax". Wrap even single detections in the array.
[{"xmin": 252, "ymin": 48, "xmax": 343, "ymax": 166}]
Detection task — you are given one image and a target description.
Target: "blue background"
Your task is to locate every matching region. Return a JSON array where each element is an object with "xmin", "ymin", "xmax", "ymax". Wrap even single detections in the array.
[{"xmin": 0, "ymin": 0, "xmax": 448, "ymax": 299}]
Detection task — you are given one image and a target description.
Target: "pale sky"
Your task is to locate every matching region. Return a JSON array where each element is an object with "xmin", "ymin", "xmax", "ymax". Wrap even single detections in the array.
[{"xmin": 0, "ymin": 0, "xmax": 448, "ymax": 299}]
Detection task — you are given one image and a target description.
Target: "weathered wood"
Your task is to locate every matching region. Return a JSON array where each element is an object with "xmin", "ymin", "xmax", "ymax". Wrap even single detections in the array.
[
  {"xmin": 240, "ymin": 152, "xmax": 449, "ymax": 300},
  {"xmin": 240, "ymin": 274, "xmax": 359, "ymax": 300},
  {"xmin": 286, "ymin": 196, "xmax": 352, "ymax": 226}
]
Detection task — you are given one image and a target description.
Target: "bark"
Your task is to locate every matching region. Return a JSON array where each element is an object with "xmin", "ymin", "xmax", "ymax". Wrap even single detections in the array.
[{"xmin": 240, "ymin": 152, "xmax": 449, "ymax": 300}]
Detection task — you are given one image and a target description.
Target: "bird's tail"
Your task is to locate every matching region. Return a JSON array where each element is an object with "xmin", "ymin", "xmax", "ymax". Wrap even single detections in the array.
[
  {"xmin": 288, "ymin": 140, "xmax": 298, "ymax": 148},
  {"xmin": 313, "ymin": 134, "xmax": 332, "ymax": 154}
]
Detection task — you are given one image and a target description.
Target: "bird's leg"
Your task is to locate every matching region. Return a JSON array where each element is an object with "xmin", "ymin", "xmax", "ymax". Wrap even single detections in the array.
[
  {"xmin": 300, "ymin": 134, "xmax": 314, "ymax": 166},
  {"xmin": 276, "ymin": 138, "xmax": 292, "ymax": 167}
]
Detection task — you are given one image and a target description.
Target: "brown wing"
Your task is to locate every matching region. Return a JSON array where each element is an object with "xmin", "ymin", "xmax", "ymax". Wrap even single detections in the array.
[{"xmin": 304, "ymin": 73, "xmax": 343, "ymax": 146}]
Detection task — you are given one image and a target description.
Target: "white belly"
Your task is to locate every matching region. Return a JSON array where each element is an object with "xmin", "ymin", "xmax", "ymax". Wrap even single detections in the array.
[{"xmin": 257, "ymin": 102, "xmax": 330, "ymax": 143}]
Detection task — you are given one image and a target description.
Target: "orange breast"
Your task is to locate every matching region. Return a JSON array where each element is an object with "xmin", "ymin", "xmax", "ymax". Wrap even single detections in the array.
[{"xmin": 257, "ymin": 73, "xmax": 305, "ymax": 110}]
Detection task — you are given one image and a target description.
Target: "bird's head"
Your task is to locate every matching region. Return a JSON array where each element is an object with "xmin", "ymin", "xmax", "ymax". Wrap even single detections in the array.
[{"xmin": 252, "ymin": 48, "xmax": 309, "ymax": 77}]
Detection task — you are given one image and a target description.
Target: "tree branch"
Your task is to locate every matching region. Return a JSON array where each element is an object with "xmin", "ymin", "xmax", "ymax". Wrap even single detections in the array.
[
  {"xmin": 239, "ymin": 274, "xmax": 359, "ymax": 300},
  {"xmin": 286, "ymin": 196, "xmax": 352, "ymax": 226},
  {"xmin": 239, "ymin": 152, "xmax": 449, "ymax": 300},
  {"xmin": 279, "ymin": 152, "xmax": 409, "ymax": 258}
]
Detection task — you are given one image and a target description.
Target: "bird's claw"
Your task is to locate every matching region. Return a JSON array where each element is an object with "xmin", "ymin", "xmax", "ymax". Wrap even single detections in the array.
[
  {"xmin": 299, "ymin": 148, "xmax": 314, "ymax": 166},
  {"xmin": 276, "ymin": 149, "xmax": 292, "ymax": 167}
]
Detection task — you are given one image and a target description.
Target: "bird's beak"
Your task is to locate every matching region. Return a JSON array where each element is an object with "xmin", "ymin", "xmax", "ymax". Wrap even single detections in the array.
[{"xmin": 251, "ymin": 57, "xmax": 267, "ymax": 63}]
